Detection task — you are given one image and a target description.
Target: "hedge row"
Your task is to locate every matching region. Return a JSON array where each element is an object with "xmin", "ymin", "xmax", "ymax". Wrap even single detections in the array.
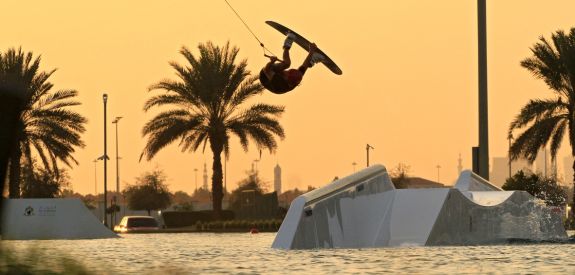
[
  {"xmin": 162, "ymin": 210, "xmax": 235, "ymax": 228},
  {"xmin": 195, "ymin": 219, "xmax": 283, "ymax": 232}
]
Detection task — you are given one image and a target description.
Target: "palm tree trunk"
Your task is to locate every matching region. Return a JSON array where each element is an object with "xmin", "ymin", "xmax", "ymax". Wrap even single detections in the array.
[
  {"xmin": 572, "ymin": 159, "xmax": 575, "ymax": 220},
  {"xmin": 8, "ymin": 145, "xmax": 21, "ymax": 198},
  {"xmin": 0, "ymin": 91, "xmax": 25, "ymax": 201},
  {"xmin": 571, "ymin": 118, "xmax": 575, "ymax": 224},
  {"xmin": 210, "ymin": 142, "xmax": 224, "ymax": 220}
]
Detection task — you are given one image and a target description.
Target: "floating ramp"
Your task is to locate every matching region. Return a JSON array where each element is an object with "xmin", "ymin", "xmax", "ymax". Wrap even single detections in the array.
[
  {"xmin": 1, "ymin": 198, "xmax": 118, "ymax": 240},
  {"xmin": 272, "ymin": 165, "xmax": 566, "ymax": 249}
]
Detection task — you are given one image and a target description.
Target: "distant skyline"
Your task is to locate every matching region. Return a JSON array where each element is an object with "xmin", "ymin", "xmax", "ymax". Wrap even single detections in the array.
[
  {"xmin": 490, "ymin": 150, "xmax": 575, "ymax": 187},
  {"xmin": 3, "ymin": 1, "xmax": 575, "ymax": 194}
]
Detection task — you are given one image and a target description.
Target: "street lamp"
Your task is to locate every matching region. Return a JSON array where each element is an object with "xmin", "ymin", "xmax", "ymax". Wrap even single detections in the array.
[
  {"xmin": 352, "ymin": 162, "xmax": 357, "ymax": 172},
  {"xmin": 112, "ymin": 117, "xmax": 122, "ymax": 194},
  {"xmin": 366, "ymin": 144, "xmax": 374, "ymax": 167},
  {"xmin": 112, "ymin": 116, "xmax": 122, "ymax": 228},
  {"xmin": 508, "ymin": 133, "xmax": 513, "ymax": 178},
  {"xmin": 93, "ymin": 159, "xmax": 98, "ymax": 195},
  {"xmin": 477, "ymin": 0, "xmax": 490, "ymax": 180},
  {"xmin": 436, "ymin": 165, "xmax": 441, "ymax": 183},
  {"xmin": 102, "ymin": 93, "xmax": 109, "ymax": 227},
  {"xmin": 96, "ymin": 154, "xmax": 107, "ymax": 223}
]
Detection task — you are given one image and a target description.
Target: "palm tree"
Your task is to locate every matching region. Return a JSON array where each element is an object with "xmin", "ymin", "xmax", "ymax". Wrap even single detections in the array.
[
  {"xmin": 0, "ymin": 48, "xmax": 87, "ymax": 198},
  {"xmin": 508, "ymin": 28, "xmax": 575, "ymax": 214},
  {"xmin": 141, "ymin": 42, "xmax": 285, "ymax": 218}
]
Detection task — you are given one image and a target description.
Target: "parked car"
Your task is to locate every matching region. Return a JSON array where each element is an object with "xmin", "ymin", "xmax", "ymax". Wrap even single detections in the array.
[{"xmin": 114, "ymin": 216, "xmax": 160, "ymax": 233}]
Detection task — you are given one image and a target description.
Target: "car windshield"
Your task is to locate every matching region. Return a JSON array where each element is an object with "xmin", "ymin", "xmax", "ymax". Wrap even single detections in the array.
[{"xmin": 127, "ymin": 218, "xmax": 158, "ymax": 228}]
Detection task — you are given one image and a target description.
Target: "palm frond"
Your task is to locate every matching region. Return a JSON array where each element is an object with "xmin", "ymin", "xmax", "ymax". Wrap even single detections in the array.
[
  {"xmin": 183, "ymin": 130, "xmax": 209, "ymax": 153},
  {"xmin": 142, "ymin": 109, "xmax": 191, "ymax": 135},
  {"xmin": 227, "ymin": 122, "xmax": 249, "ymax": 151},
  {"xmin": 244, "ymin": 125, "xmax": 278, "ymax": 154},
  {"xmin": 140, "ymin": 110, "xmax": 202, "ymax": 160},
  {"xmin": 244, "ymin": 103, "xmax": 286, "ymax": 117},
  {"xmin": 31, "ymin": 139, "xmax": 53, "ymax": 173},
  {"xmin": 27, "ymin": 70, "xmax": 56, "ymax": 107},
  {"xmin": 521, "ymin": 29, "xmax": 575, "ymax": 99},
  {"xmin": 36, "ymin": 89, "xmax": 79, "ymax": 109},
  {"xmin": 509, "ymin": 98, "xmax": 567, "ymax": 132},
  {"xmin": 143, "ymin": 94, "xmax": 189, "ymax": 111},
  {"xmin": 522, "ymin": 37, "xmax": 564, "ymax": 91},
  {"xmin": 510, "ymin": 116, "xmax": 566, "ymax": 162},
  {"xmin": 549, "ymin": 121, "xmax": 567, "ymax": 160},
  {"xmin": 228, "ymin": 76, "xmax": 264, "ymax": 109}
]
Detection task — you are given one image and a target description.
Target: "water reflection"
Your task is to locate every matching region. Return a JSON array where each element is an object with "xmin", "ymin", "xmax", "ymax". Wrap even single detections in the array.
[{"xmin": 3, "ymin": 233, "xmax": 575, "ymax": 274}]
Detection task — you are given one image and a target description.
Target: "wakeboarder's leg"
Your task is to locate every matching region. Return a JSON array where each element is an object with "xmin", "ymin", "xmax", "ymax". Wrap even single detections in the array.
[
  {"xmin": 299, "ymin": 43, "xmax": 322, "ymax": 75},
  {"xmin": 272, "ymin": 33, "xmax": 295, "ymax": 72}
]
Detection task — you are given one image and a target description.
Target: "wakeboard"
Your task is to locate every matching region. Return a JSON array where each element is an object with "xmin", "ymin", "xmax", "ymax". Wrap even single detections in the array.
[{"xmin": 266, "ymin": 21, "xmax": 343, "ymax": 75}]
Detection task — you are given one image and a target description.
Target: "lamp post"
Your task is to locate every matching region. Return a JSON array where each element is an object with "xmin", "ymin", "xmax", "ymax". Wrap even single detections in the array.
[
  {"xmin": 352, "ymin": 162, "xmax": 357, "ymax": 172},
  {"xmin": 93, "ymin": 159, "xmax": 98, "ymax": 195},
  {"xmin": 436, "ymin": 165, "xmax": 441, "ymax": 183},
  {"xmin": 508, "ymin": 133, "xmax": 513, "ymax": 178},
  {"xmin": 366, "ymin": 144, "xmax": 374, "ymax": 167},
  {"xmin": 102, "ymin": 93, "xmax": 109, "ymax": 227},
  {"xmin": 112, "ymin": 116, "xmax": 122, "ymax": 227},
  {"xmin": 251, "ymin": 159, "xmax": 259, "ymax": 184},
  {"xmin": 477, "ymin": 0, "xmax": 490, "ymax": 180},
  {"xmin": 112, "ymin": 117, "xmax": 122, "ymax": 194},
  {"xmin": 96, "ymin": 154, "xmax": 106, "ymax": 221}
]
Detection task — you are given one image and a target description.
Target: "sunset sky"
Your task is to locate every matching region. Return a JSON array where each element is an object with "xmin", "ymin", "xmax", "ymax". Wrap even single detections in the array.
[{"xmin": 2, "ymin": 1, "xmax": 575, "ymax": 195}]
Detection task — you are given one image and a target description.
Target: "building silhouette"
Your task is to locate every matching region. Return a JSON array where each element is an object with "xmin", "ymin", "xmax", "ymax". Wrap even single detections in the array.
[
  {"xmin": 535, "ymin": 147, "xmax": 549, "ymax": 177},
  {"xmin": 274, "ymin": 164, "xmax": 282, "ymax": 195},
  {"xmin": 490, "ymin": 157, "xmax": 508, "ymax": 187},
  {"xmin": 490, "ymin": 156, "xmax": 533, "ymax": 187}
]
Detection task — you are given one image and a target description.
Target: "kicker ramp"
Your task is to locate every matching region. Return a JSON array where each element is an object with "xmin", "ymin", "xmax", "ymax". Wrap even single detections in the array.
[
  {"xmin": 272, "ymin": 166, "xmax": 566, "ymax": 249},
  {"xmin": 1, "ymin": 198, "xmax": 118, "ymax": 240}
]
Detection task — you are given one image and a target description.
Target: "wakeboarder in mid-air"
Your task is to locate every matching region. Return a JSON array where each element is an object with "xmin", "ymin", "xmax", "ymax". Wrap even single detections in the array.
[{"xmin": 259, "ymin": 21, "xmax": 342, "ymax": 94}]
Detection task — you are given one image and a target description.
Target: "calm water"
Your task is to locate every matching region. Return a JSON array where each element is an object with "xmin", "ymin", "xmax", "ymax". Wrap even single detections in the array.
[{"xmin": 3, "ymin": 233, "xmax": 575, "ymax": 274}]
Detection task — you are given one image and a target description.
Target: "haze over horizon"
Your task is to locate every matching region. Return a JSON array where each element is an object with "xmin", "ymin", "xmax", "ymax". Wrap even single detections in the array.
[{"xmin": 2, "ymin": 0, "xmax": 575, "ymax": 195}]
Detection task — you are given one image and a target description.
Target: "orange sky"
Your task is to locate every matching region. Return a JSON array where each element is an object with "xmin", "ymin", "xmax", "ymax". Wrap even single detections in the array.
[{"xmin": 2, "ymin": 1, "xmax": 575, "ymax": 195}]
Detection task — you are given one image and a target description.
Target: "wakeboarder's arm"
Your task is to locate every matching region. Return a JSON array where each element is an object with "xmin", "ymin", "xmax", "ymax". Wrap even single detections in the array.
[{"xmin": 265, "ymin": 56, "xmax": 279, "ymax": 71}]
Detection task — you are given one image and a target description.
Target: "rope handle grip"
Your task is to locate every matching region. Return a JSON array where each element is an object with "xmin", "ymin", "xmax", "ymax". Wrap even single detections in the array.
[{"xmin": 264, "ymin": 54, "xmax": 283, "ymax": 63}]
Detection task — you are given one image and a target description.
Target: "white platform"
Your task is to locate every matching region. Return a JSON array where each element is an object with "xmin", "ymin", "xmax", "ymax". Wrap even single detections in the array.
[
  {"xmin": 272, "ymin": 165, "xmax": 567, "ymax": 249},
  {"xmin": 1, "ymin": 198, "xmax": 118, "ymax": 240}
]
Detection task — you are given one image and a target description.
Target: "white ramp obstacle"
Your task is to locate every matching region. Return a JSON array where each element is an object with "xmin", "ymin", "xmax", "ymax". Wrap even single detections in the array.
[
  {"xmin": 1, "ymin": 198, "xmax": 118, "ymax": 240},
  {"xmin": 272, "ymin": 165, "xmax": 567, "ymax": 249}
]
